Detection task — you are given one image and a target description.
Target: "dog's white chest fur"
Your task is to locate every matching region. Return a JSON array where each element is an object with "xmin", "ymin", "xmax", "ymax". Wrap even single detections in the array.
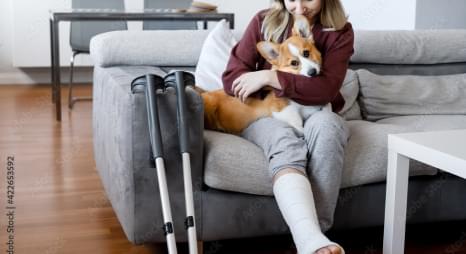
[{"xmin": 272, "ymin": 102, "xmax": 332, "ymax": 133}]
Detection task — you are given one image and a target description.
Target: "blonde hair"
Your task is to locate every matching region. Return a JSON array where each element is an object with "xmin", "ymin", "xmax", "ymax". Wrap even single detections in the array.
[{"xmin": 262, "ymin": 0, "xmax": 348, "ymax": 42}]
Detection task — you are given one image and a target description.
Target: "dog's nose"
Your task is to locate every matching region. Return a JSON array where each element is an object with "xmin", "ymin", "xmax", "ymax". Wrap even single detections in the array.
[{"xmin": 307, "ymin": 68, "xmax": 317, "ymax": 76}]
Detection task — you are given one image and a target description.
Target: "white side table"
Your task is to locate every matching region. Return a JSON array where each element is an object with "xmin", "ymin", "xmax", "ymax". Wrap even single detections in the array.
[{"xmin": 383, "ymin": 129, "xmax": 466, "ymax": 254}]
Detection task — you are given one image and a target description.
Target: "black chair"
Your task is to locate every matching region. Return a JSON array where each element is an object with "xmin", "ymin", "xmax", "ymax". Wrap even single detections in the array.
[
  {"xmin": 143, "ymin": 0, "xmax": 198, "ymax": 30},
  {"xmin": 68, "ymin": 0, "xmax": 127, "ymax": 109}
]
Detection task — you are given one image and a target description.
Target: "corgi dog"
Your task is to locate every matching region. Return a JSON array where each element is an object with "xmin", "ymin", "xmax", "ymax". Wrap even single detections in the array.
[{"xmin": 200, "ymin": 15, "xmax": 331, "ymax": 135}]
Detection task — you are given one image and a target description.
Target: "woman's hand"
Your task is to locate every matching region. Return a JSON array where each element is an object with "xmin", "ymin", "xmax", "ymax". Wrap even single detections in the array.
[{"xmin": 232, "ymin": 70, "xmax": 280, "ymax": 102}]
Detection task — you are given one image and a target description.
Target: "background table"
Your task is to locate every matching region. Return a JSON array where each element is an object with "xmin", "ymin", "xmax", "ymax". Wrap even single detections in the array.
[
  {"xmin": 49, "ymin": 9, "xmax": 234, "ymax": 121},
  {"xmin": 383, "ymin": 129, "xmax": 466, "ymax": 254}
]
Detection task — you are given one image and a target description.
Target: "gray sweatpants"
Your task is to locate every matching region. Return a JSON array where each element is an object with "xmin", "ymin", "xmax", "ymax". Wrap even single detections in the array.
[{"xmin": 241, "ymin": 111, "xmax": 350, "ymax": 231}]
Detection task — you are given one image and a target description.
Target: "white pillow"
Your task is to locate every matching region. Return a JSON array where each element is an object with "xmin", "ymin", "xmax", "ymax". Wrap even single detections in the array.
[{"xmin": 195, "ymin": 19, "xmax": 237, "ymax": 91}]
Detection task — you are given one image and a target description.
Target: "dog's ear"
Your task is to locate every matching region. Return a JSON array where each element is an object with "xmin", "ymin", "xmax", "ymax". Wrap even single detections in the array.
[
  {"xmin": 292, "ymin": 15, "xmax": 312, "ymax": 39},
  {"xmin": 257, "ymin": 41, "xmax": 280, "ymax": 65},
  {"xmin": 307, "ymin": 33, "xmax": 314, "ymax": 43}
]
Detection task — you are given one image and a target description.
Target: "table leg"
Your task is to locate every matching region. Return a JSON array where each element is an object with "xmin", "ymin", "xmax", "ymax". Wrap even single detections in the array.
[
  {"xmin": 50, "ymin": 18, "xmax": 55, "ymax": 103},
  {"xmin": 383, "ymin": 150, "xmax": 410, "ymax": 254},
  {"xmin": 52, "ymin": 19, "xmax": 62, "ymax": 121},
  {"xmin": 229, "ymin": 18, "xmax": 234, "ymax": 29}
]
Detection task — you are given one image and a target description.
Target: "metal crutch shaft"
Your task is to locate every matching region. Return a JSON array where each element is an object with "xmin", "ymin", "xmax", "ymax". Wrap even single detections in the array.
[{"xmin": 131, "ymin": 74, "xmax": 178, "ymax": 254}]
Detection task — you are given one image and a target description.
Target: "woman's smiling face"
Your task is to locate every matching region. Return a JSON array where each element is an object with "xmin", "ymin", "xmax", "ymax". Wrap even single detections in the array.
[{"xmin": 284, "ymin": 0, "xmax": 322, "ymax": 19}]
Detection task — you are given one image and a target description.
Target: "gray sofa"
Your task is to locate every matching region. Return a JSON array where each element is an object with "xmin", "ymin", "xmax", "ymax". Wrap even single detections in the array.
[{"xmin": 90, "ymin": 29, "xmax": 466, "ymax": 245}]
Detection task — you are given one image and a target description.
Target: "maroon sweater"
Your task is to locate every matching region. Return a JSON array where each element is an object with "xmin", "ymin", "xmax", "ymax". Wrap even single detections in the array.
[{"xmin": 222, "ymin": 10, "xmax": 354, "ymax": 113}]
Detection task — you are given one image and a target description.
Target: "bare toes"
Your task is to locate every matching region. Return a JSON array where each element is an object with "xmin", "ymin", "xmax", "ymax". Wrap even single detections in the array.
[
  {"xmin": 327, "ymin": 244, "xmax": 343, "ymax": 254},
  {"xmin": 315, "ymin": 247, "xmax": 330, "ymax": 254},
  {"xmin": 315, "ymin": 245, "xmax": 343, "ymax": 254}
]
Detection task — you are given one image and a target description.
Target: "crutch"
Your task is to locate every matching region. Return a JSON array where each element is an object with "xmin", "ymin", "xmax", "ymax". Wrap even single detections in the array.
[
  {"xmin": 164, "ymin": 71, "xmax": 199, "ymax": 254},
  {"xmin": 131, "ymin": 74, "xmax": 178, "ymax": 254}
]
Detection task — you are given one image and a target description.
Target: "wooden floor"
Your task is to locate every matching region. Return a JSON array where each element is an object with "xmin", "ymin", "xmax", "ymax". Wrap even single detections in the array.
[{"xmin": 1, "ymin": 84, "xmax": 465, "ymax": 254}]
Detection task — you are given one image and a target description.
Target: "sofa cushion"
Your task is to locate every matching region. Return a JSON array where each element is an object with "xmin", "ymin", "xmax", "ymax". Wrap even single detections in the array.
[
  {"xmin": 339, "ymin": 70, "xmax": 362, "ymax": 120},
  {"xmin": 90, "ymin": 30, "xmax": 211, "ymax": 67},
  {"xmin": 351, "ymin": 30, "xmax": 466, "ymax": 64},
  {"xmin": 357, "ymin": 69, "xmax": 466, "ymax": 121},
  {"xmin": 195, "ymin": 20, "xmax": 238, "ymax": 91},
  {"xmin": 341, "ymin": 120, "xmax": 438, "ymax": 188},
  {"xmin": 203, "ymin": 130, "xmax": 272, "ymax": 195},
  {"xmin": 203, "ymin": 117, "xmax": 448, "ymax": 195},
  {"xmin": 91, "ymin": 29, "xmax": 244, "ymax": 68}
]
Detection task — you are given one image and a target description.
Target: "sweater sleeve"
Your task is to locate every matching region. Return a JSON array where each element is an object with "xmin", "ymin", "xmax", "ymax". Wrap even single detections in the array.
[
  {"xmin": 222, "ymin": 12, "xmax": 264, "ymax": 96},
  {"xmin": 274, "ymin": 25, "xmax": 355, "ymax": 106}
]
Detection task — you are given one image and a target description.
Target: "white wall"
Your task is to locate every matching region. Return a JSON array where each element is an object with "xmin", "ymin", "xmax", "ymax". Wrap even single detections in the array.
[
  {"xmin": 204, "ymin": 0, "xmax": 270, "ymax": 34},
  {"xmin": 341, "ymin": 0, "xmax": 417, "ymax": 30},
  {"xmin": 416, "ymin": 0, "xmax": 466, "ymax": 29}
]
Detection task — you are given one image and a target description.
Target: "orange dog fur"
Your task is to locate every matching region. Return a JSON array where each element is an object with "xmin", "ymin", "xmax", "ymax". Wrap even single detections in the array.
[{"xmin": 201, "ymin": 15, "xmax": 326, "ymax": 135}]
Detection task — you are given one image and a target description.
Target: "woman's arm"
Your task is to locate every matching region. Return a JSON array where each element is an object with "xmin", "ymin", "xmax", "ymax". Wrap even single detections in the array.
[
  {"xmin": 222, "ymin": 11, "xmax": 265, "ymax": 96},
  {"xmin": 232, "ymin": 69, "xmax": 279, "ymax": 102}
]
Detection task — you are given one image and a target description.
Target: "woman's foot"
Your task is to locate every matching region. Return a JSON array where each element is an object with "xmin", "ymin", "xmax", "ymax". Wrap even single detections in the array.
[{"xmin": 315, "ymin": 244, "xmax": 344, "ymax": 254}]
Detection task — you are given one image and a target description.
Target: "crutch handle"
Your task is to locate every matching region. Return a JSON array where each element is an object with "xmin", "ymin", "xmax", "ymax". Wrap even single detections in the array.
[
  {"xmin": 131, "ymin": 74, "xmax": 166, "ymax": 159},
  {"xmin": 164, "ymin": 71, "xmax": 195, "ymax": 154}
]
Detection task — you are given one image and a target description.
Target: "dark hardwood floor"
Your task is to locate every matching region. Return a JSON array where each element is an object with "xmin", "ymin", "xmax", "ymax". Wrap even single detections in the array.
[{"xmin": 0, "ymin": 84, "xmax": 465, "ymax": 254}]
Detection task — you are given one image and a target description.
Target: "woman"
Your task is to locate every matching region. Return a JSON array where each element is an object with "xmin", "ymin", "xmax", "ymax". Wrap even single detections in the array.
[{"xmin": 222, "ymin": 0, "xmax": 354, "ymax": 253}]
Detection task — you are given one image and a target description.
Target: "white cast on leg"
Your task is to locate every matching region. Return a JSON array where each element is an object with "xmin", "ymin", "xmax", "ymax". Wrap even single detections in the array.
[{"xmin": 273, "ymin": 173, "xmax": 344, "ymax": 254}]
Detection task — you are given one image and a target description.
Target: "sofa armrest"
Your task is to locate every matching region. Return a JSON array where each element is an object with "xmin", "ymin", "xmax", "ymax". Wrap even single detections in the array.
[
  {"xmin": 93, "ymin": 65, "xmax": 204, "ymax": 244},
  {"xmin": 90, "ymin": 30, "xmax": 210, "ymax": 67}
]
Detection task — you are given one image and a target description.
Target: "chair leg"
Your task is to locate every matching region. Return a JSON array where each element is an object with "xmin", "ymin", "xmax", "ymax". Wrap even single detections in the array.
[
  {"xmin": 68, "ymin": 51, "xmax": 78, "ymax": 109},
  {"xmin": 68, "ymin": 51, "xmax": 92, "ymax": 109},
  {"xmin": 197, "ymin": 241, "xmax": 204, "ymax": 254}
]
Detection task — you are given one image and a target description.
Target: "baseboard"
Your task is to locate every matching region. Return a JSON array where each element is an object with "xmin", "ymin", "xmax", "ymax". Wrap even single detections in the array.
[{"xmin": 0, "ymin": 68, "xmax": 93, "ymax": 85}]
